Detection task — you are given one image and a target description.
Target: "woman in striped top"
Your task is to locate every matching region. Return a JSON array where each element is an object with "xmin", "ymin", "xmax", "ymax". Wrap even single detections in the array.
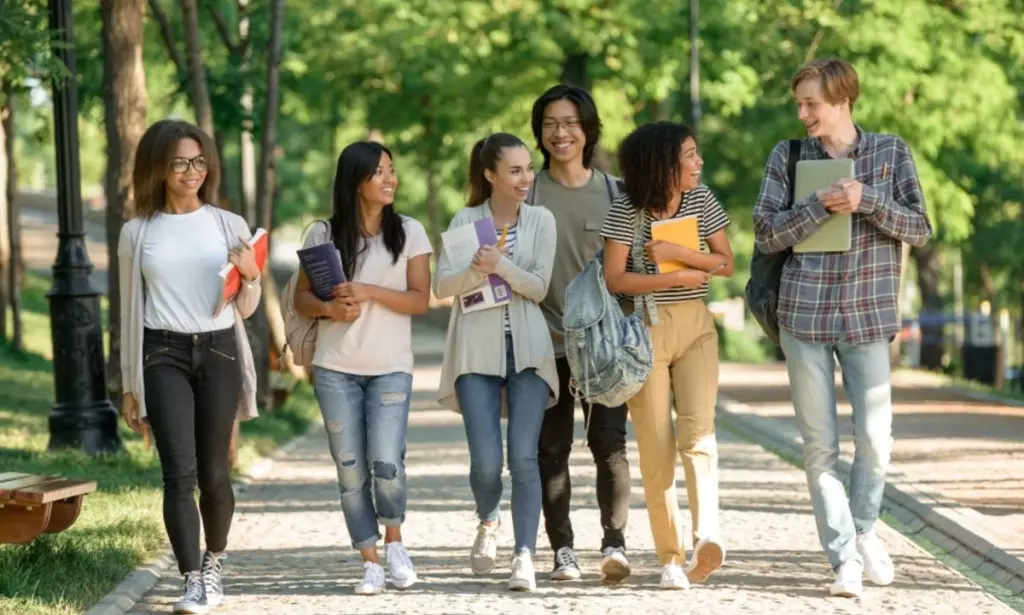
[
  {"xmin": 434, "ymin": 132, "xmax": 558, "ymax": 592},
  {"xmin": 600, "ymin": 121, "xmax": 734, "ymax": 591}
]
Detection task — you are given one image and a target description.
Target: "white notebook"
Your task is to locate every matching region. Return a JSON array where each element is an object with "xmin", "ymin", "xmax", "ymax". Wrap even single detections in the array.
[{"xmin": 793, "ymin": 158, "xmax": 855, "ymax": 253}]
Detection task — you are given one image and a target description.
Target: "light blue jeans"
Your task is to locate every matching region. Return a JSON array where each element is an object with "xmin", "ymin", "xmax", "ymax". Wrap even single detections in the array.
[
  {"xmin": 779, "ymin": 329, "xmax": 893, "ymax": 570},
  {"xmin": 455, "ymin": 334, "xmax": 550, "ymax": 554},
  {"xmin": 313, "ymin": 367, "xmax": 413, "ymax": 550}
]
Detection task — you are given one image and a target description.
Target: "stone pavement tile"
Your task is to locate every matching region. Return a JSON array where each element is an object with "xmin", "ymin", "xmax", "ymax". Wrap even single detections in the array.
[
  {"xmin": 718, "ymin": 362, "xmax": 1024, "ymax": 560},
  {"xmin": 126, "ymin": 389, "xmax": 1016, "ymax": 614}
]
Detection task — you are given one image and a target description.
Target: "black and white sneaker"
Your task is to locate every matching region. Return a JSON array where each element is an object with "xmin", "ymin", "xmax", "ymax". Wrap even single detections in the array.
[
  {"xmin": 201, "ymin": 551, "xmax": 225, "ymax": 607},
  {"xmin": 173, "ymin": 571, "xmax": 207, "ymax": 614},
  {"xmin": 549, "ymin": 546, "xmax": 582, "ymax": 581}
]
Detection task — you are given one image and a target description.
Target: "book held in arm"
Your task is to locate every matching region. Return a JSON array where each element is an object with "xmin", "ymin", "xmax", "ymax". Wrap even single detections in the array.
[
  {"xmin": 215, "ymin": 227, "xmax": 269, "ymax": 316},
  {"xmin": 650, "ymin": 215, "xmax": 699, "ymax": 273},
  {"xmin": 441, "ymin": 218, "xmax": 513, "ymax": 315},
  {"xmin": 296, "ymin": 242, "xmax": 346, "ymax": 301},
  {"xmin": 793, "ymin": 158, "xmax": 855, "ymax": 253}
]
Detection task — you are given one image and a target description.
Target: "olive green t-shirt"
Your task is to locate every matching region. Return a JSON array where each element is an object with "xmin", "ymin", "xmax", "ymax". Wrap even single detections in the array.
[{"xmin": 535, "ymin": 169, "xmax": 617, "ymax": 357}]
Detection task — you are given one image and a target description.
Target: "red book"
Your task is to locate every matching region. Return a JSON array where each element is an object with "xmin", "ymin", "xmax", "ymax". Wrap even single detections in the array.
[{"xmin": 215, "ymin": 228, "xmax": 269, "ymax": 316}]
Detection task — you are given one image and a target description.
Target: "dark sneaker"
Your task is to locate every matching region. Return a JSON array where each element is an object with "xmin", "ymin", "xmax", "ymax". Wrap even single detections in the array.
[
  {"xmin": 200, "ymin": 551, "xmax": 224, "ymax": 607},
  {"xmin": 599, "ymin": 546, "xmax": 631, "ymax": 584},
  {"xmin": 173, "ymin": 571, "xmax": 208, "ymax": 614},
  {"xmin": 549, "ymin": 546, "xmax": 582, "ymax": 581}
]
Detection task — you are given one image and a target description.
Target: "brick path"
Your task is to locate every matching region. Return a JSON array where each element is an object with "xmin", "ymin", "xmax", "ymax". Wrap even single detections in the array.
[
  {"xmin": 124, "ymin": 347, "xmax": 1017, "ymax": 614},
  {"xmin": 719, "ymin": 363, "xmax": 1024, "ymax": 561}
]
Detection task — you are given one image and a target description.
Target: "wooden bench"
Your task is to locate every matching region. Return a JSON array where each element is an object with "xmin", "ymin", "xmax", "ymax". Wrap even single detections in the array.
[{"xmin": 0, "ymin": 472, "xmax": 97, "ymax": 544}]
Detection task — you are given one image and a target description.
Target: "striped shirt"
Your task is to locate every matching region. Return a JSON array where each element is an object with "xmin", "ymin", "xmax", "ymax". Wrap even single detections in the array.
[
  {"xmin": 752, "ymin": 128, "xmax": 932, "ymax": 344},
  {"xmin": 600, "ymin": 185, "xmax": 730, "ymax": 304},
  {"xmin": 500, "ymin": 224, "xmax": 518, "ymax": 333}
]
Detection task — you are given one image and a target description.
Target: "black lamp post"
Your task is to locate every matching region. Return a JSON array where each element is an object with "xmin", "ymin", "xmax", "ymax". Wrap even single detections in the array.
[{"xmin": 46, "ymin": 0, "xmax": 122, "ymax": 454}]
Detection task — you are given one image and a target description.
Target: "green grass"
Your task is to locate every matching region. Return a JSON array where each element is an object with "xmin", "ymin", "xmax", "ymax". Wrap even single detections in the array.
[{"xmin": 0, "ymin": 273, "xmax": 319, "ymax": 615}]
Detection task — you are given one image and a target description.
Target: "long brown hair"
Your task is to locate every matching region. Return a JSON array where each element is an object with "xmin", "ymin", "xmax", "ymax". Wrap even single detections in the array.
[
  {"xmin": 466, "ymin": 132, "xmax": 527, "ymax": 207},
  {"xmin": 131, "ymin": 119, "xmax": 220, "ymax": 218}
]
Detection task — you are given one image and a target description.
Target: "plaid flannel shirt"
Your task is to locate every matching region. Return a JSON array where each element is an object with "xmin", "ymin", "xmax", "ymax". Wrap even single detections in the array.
[{"xmin": 752, "ymin": 128, "xmax": 933, "ymax": 344}]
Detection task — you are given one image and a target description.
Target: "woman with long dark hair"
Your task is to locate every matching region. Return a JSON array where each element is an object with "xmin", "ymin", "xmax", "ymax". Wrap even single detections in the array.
[
  {"xmin": 601, "ymin": 121, "xmax": 734, "ymax": 590},
  {"xmin": 434, "ymin": 133, "xmax": 558, "ymax": 592},
  {"xmin": 293, "ymin": 141, "xmax": 433, "ymax": 595},
  {"xmin": 119, "ymin": 119, "xmax": 261, "ymax": 614}
]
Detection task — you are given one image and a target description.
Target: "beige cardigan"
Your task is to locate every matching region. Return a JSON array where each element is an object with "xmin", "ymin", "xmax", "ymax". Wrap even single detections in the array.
[
  {"xmin": 118, "ymin": 205, "xmax": 262, "ymax": 421},
  {"xmin": 434, "ymin": 202, "xmax": 559, "ymax": 414}
]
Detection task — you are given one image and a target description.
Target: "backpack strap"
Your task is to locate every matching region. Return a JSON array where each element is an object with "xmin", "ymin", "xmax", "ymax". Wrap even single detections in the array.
[
  {"xmin": 604, "ymin": 172, "xmax": 625, "ymax": 201},
  {"xmin": 526, "ymin": 179, "xmax": 537, "ymax": 205},
  {"xmin": 786, "ymin": 139, "xmax": 801, "ymax": 205},
  {"xmin": 630, "ymin": 209, "xmax": 660, "ymax": 326}
]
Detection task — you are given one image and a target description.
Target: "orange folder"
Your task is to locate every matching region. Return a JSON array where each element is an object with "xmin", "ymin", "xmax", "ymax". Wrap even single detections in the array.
[{"xmin": 650, "ymin": 216, "xmax": 699, "ymax": 273}]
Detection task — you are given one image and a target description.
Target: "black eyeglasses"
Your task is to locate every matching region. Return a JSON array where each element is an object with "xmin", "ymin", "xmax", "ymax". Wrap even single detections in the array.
[
  {"xmin": 170, "ymin": 155, "xmax": 208, "ymax": 174},
  {"xmin": 541, "ymin": 118, "xmax": 582, "ymax": 133}
]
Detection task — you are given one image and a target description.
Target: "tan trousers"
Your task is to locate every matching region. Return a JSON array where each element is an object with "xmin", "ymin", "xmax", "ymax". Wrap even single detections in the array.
[{"xmin": 628, "ymin": 300, "xmax": 719, "ymax": 566}]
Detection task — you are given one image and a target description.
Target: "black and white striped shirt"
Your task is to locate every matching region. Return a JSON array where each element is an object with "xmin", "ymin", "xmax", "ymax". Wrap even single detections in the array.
[
  {"xmin": 500, "ymin": 224, "xmax": 518, "ymax": 333},
  {"xmin": 600, "ymin": 185, "xmax": 730, "ymax": 304}
]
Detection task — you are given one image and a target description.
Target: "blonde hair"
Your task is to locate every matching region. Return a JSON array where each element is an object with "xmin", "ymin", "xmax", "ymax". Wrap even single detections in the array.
[{"xmin": 791, "ymin": 57, "xmax": 860, "ymax": 111}]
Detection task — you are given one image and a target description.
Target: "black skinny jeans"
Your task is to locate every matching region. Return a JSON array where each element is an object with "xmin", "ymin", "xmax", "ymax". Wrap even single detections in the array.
[
  {"xmin": 538, "ymin": 357, "xmax": 631, "ymax": 553},
  {"xmin": 143, "ymin": 327, "xmax": 242, "ymax": 574}
]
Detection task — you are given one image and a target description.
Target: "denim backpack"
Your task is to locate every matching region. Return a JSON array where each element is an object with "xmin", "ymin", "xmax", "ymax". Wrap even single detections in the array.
[
  {"xmin": 746, "ymin": 139, "xmax": 800, "ymax": 346},
  {"xmin": 562, "ymin": 208, "xmax": 659, "ymax": 409}
]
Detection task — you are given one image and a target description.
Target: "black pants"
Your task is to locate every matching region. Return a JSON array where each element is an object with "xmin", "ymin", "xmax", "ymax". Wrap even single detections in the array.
[
  {"xmin": 143, "ymin": 327, "xmax": 242, "ymax": 574},
  {"xmin": 538, "ymin": 357, "xmax": 631, "ymax": 553}
]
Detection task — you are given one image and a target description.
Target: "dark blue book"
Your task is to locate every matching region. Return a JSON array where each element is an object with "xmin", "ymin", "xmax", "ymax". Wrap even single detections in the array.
[{"xmin": 296, "ymin": 242, "xmax": 346, "ymax": 301}]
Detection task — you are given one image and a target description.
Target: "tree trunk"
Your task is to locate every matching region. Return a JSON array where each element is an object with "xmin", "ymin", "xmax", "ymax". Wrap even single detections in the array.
[
  {"xmin": 0, "ymin": 87, "xmax": 10, "ymax": 344},
  {"xmin": 421, "ymin": 114, "xmax": 441, "ymax": 254},
  {"xmin": 238, "ymin": 0, "xmax": 257, "ymax": 227},
  {"xmin": 2, "ymin": 88, "xmax": 20, "ymax": 351},
  {"xmin": 912, "ymin": 244, "xmax": 944, "ymax": 370},
  {"xmin": 179, "ymin": 0, "xmax": 219, "ymax": 197},
  {"xmin": 560, "ymin": 53, "xmax": 590, "ymax": 89},
  {"xmin": 101, "ymin": 0, "xmax": 148, "ymax": 398}
]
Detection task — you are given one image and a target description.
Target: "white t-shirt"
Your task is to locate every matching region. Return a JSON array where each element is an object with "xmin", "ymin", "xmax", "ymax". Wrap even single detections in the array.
[
  {"xmin": 141, "ymin": 206, "xmax": 236, "ymax": 333},
  {"xmin": 308, "ymin": 215, "xmax": 433, "ymax": 376}
]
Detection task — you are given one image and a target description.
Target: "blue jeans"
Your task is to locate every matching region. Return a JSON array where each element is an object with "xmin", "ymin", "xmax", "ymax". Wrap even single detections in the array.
[
  {"xmin": 455, "ymin": 335, "xmax": 550, "ymax": 554},
  {"xmin": 780, "ymin": 329, "xmax": 893, "ymax": 569},
  {"xmin": 313, "ymin": 367, "xmax": 413, "ymax": 550}
]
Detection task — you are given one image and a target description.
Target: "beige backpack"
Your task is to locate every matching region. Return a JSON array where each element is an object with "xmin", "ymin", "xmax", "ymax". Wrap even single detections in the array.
[{"xmin": 279, "ymin": 220, "xmax": 330, "ymax": 367}]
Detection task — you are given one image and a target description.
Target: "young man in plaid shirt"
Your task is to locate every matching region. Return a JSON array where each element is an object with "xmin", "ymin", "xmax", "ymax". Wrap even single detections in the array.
[{"xmin": 752, "ymin": 57, "xmax": 932, "ymax": 598}]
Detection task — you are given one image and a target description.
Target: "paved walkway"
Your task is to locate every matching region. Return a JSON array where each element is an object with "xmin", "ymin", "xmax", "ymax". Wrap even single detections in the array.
[
  {"xmin": 122, "ymin": 329, "xmax": 1017, "ymax": 614},
  {"xmin": 718, "ymin": 363, "xmax": 1024, "ymax": 561}
]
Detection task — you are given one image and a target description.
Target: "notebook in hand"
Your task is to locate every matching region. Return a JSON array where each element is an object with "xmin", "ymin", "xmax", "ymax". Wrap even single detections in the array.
[
  {"xmin": 215, "ymin": 228, "xmax": 269, "ymax": 316},
  {"xmin": 297, "ymin": 242, "xmax": 346, "ymax": 302},
  {"xmin": 793, "ymin": 158, "xmax": 855, "ymax": 253},
  {"xmin": 441, "ymin": 218, "xmax": 512, "ymax": 315},
  {"xmin": 650, "ymin": 215, "xmax": 699, "ymax": 273}
]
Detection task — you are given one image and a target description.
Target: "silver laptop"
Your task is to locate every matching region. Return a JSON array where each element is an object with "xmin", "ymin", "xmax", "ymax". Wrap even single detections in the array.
[{"xmin": 793, "ymin": 158, "xmax": 855, "ymax": 253}]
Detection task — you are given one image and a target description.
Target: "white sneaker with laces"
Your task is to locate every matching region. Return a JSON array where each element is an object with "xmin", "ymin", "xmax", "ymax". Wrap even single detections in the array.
[
  {"xmin": 830, "ymin": 558, "xmax": 863, "ymax": 598},
  {"xmin": 660, "ymin": 564, "xmax": 690, "ymax": 590},
  {"xmin": 508, "ymin": 551, "xmax": 537, "ymax": 591},
  {"xmin": 857, "ymin": 531, "xmax": 895, "ymax": 586},
  {"xmin": 354, "ymin": 561, "xmax": 387, "ymax": 595},
  {"xmin": 687, "ymin": 537, "xmax": 725, "ymax": 584},
  {"xmin": 200, "ymin": 551, "xmax": 224, "ymax": 607},
  {"xmin": 385, "ymin": 542, "xmax": 418, "ymax": 589},
  {"xmin": 173, "ymin": 571, "xmax": 208, "ymax": 614},
  {"xmin": 550, "ymin": 546, "xmax": 582, "ymax": 581},
  {"xmin": 470, "ymin": 521, "xmax": 500, "ymax": 575},
  {"xmin": 599, "ymin": 546, "xmax": 631, "ymax": 584}
]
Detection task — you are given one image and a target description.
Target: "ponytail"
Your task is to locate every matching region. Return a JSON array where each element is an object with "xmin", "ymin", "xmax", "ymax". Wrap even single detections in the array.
[{"xmin": 466, "ymin": 132, "xmax": 528, "ymax": 207}]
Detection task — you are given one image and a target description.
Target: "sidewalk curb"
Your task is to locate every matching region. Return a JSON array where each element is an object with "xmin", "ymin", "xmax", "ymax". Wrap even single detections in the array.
[
  {"xmin": 83, "ymin": 421, "xmax": 322, "ymax": 615},
  {"xmin": 716, "ymin": 394, "xmax": 1024, "ymax": 597}
]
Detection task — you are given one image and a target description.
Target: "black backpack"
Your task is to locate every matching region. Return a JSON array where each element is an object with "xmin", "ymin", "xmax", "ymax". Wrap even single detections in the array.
[{"xmin": 745, "ymin": 139, "xmax": 801, "ymax": 347}]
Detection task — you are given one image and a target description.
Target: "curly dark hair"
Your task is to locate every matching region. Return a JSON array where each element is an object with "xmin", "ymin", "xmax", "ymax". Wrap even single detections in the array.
[{"xmin": 617, "ymin": 121, "xmax": 697, "ymax": 215}]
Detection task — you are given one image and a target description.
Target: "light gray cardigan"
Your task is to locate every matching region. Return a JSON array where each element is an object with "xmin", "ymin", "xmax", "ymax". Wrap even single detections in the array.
[
  {"xmin": 434, "ymin": 202, "xmax": 559, "ymax": 414},
  {"xmin": 118, "ymin": 205, "xmax": 262, "ymax": 421}
]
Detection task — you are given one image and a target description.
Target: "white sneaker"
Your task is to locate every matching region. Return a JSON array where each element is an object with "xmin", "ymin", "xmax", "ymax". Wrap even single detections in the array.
[
  {"xmin": 354, "ymin": 561, "xmax": 387, "ymax": 595},
  {"xmin": 857, "ymin": 531, "xmax": 895, "ymax": 586},
  {"xmin": 385, "ymin": 542, "xmax": 417, "ymax": 589},
  {"xmin": 550, "ymin": 546, "xmax": 582, "ymax": 581},
  {"xmin": 470, "ymin": 521, "xmax": 500, "ymax": 575},
  {"xmin": 508, "ymin": 551, "xmax": 537, "ymax": 591},
  {"xmin": 599, "ymin": 546, "xmax": 631, "ymax": 584},
  {"xmin": 660, "ymin": 564, "xmax": 690, "ymax": 590},
  {"xmin": 173, "ymin": 571, "xmax": 208, "ymax": 614},
  {"xmin": 687, "ymin": 537, "xmax": 726, "ymax": 584},
  {"xmin": 830, "ymin": 559, "xmax": 863, "ymax": 598}
]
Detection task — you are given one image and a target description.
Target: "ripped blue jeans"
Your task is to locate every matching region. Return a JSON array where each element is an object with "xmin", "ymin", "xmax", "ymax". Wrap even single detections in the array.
[{"xmin": 313, "ymin": 367, "xmax": 413, "ymax": 550}]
